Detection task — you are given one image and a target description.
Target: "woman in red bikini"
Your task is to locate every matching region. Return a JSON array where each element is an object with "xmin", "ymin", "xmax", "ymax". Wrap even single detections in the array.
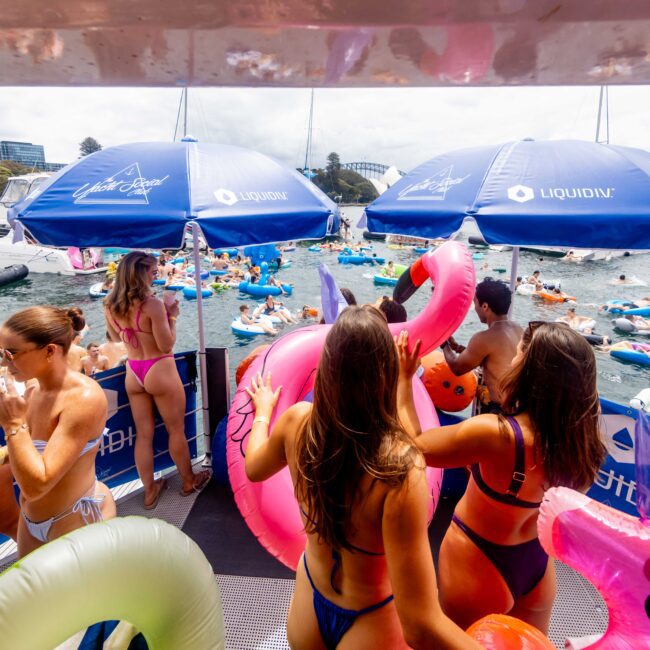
[
  {"xmin": 105, "ymin": 252, "xmax": 210, "ymax": 509},
  {"xmin": 397, "ymin": 323, "xmax": 605, "ymax": 633}
]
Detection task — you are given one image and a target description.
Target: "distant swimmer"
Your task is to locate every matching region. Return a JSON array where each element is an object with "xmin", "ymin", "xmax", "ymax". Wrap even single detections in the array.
[
  {"xmin": 557, "ymin": 307, "xmax": 595, "ymax": 332},
  {"xmin": 609, "ymin": 274, "xmax": 648, "ymax": 287}
]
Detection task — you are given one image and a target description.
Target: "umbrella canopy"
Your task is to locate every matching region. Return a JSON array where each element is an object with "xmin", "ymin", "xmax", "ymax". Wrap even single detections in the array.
[
  {"xmin": 362, "ymin": 139, "xmax": 650, "ymax": 249},
  {"xmin": 9, "ymin": 141, "xmax": 338, "ymax": 249}
]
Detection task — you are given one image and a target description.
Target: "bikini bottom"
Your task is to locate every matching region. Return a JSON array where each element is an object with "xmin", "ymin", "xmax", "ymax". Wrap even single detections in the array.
[
  {"xmin": 22, "ymin": 482, "xmax": 105, "ymax": 543},
  {"xmin": 127, "ymin": 355, "xmax": 173, "ymax": 386},
  {"xmin": 452, "ymin": 514, "xmax": 548, "ymax": 601}
]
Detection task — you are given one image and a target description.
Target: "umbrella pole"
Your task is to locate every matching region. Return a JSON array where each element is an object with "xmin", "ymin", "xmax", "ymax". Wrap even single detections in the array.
[
  {"xmin": 191, "ymin": 223, "xmax": 212, "ymax": 464},
  {"xmin": 508, "ymin": 246, "xmax": 520, "ymax": 318}
]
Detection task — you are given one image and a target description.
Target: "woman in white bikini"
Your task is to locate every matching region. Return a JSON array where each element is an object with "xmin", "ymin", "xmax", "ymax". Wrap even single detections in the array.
[
  {"xmin": 104, "ymin": 252, "xmax": 210, "ymax": 509},
  {"xmin": 0, "ymin": 306, "xmax": 116, "ymax": 557}
]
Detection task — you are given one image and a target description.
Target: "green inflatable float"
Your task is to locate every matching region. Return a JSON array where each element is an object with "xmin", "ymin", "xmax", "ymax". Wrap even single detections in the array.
[{"xmin": 0, "ymin": 517, "xmax": 225, "ymax": 649}]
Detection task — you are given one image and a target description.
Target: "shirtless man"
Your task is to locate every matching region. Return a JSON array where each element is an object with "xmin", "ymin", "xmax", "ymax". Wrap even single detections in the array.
[
  {"xmin": 441, "ymin": 278, "xmax": 523, "ymax": 413},
  {"xmin": 99, "ymin": 331, "xmax": 127, "ymax": 367},
  {"xmin": 67, "ymin": 332, "xmax": 87, "ymax": 373},
  {"xmin": 527, "ymin": 269, "xmax": 543, "ymax": 289},
  {"xmin": 81, "ymin": 342, "xmax": 110, "ymax": 377}
]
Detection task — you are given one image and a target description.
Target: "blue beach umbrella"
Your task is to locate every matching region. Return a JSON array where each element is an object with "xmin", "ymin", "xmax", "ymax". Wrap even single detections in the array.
[
  {"xmin": 362, "ymin": 139, "xmax": 650, "ymax": 250},
  {"xmin": 9, "ymin": 141, "xmax": 338, "ymax": 249}
]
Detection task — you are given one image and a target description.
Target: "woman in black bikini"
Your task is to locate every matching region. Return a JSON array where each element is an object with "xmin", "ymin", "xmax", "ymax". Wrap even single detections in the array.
[
  {"xmin": 397, "ymin": 322, "xmax": 605, "ymax": 633},
  {"xmin": 245, "ymin": 306, "xmax": 476, "ymax": 650}
]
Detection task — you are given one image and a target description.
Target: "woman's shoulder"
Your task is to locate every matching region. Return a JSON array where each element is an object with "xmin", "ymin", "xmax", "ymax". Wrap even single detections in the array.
[{"xmin": 65, "ymin": 370, "xmax": 107, "ymax": 407}]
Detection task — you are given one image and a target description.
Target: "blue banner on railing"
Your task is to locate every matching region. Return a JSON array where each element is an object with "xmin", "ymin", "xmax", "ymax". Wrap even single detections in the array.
[
  {"xmin": 0, "ymin": 351, "xmax": 199, "ymax": 489},
  {"xmin": 587, "ymin": 398, "xmax": 639, "ymax": 517}
]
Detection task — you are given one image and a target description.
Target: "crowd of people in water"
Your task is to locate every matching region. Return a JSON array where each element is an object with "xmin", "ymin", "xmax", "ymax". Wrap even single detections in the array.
[{"xmin": 0, "ymin": 245, "xmax": 610, "ymax": 648}]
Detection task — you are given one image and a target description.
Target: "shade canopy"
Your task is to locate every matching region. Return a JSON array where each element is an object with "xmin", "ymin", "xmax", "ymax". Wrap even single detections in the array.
[
  {"xmin": 362, "ymin": 139, "xmax": 650, "ymax": 249},
  {"xmin": 10, "ymin": 141, "xmax": 338, "ymax": 249}
]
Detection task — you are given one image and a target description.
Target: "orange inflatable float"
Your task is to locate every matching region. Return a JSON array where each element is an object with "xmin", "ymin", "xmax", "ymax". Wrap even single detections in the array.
[
  {"xmin": 419, "ymin": 350, "xmax": 477, "ymax": 412},
  {"xmin": 467, "ymin": 614, "xmax": 554, "ymax": 649},
  {"xmin": 235, "ymin": 344, "xmax": 269, "ymax": 385},
  {"xmin": 535, "ymin": 291, "xmax": 576, "ymax": 303}
]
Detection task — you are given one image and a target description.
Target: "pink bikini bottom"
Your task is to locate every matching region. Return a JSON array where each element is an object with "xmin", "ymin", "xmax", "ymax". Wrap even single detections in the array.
[{"xmin": 127, "ymin": 355, "xmax": 173, "ymax": 386}]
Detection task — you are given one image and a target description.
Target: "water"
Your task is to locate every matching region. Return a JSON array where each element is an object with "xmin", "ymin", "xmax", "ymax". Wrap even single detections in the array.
[{"xmin": 0, "ymin": 204, "xmax": 647, "ymax": 405}]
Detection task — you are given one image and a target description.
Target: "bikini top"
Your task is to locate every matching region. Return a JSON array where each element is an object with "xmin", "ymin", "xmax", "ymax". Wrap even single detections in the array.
[
  {"xmin": 301, "ymin": 507, "xmax": 385, "ymax": 594},
  {"xmin": 109, "ymin": 299, "xmax": 152, "ymax": 349},
  {"xmin": 32, "ymin": 428, "xmax": 108, "ymax": 457},
  {"xmin": 471, "ymin": 415, "xmax": 542, "ymax": 509}
]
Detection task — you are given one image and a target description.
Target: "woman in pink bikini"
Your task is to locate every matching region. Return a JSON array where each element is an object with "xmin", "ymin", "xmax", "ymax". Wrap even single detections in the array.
[{"xmin": 104, "ymin": 252, "xmax": 210, "ymax": 509}]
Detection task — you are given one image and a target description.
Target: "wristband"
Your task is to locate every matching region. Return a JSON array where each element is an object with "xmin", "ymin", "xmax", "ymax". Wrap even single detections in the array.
[
  {"xmin": 7, "ymin": 423, "xmax": 28, "ymax": 437},
  {"xmin": 253, "ymin": 416, "xmax": 270, "ymax": 426},
  {"xmin": 440, "ymin": 340, "xmax": 450, "ymax": 350}
]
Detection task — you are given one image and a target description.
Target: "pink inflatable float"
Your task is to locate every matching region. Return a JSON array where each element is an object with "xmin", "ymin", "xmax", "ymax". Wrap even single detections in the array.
[
  {"xmin": 227, "ymin": 241, "xmax": 476, "ymax": 569},
  {"xmin": 538, "ymin": 487, "xmax": 650, "ymax": 649}
]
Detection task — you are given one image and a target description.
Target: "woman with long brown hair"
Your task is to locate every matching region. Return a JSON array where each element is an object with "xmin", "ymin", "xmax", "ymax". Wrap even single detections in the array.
[
  {"xmin": 397, "ymin": 321, "xmax": 606, "ymax": 633},
  {"xmin": 104, "ymin": 252, "xmax": 209, "ymax": 509},
  {"xmin": 245, "ymin": 306, "xmax": 478, "ymax": 649},
  {"xmin": 0, "ymin": 306, "xmax": 116, "ymax": 557}
]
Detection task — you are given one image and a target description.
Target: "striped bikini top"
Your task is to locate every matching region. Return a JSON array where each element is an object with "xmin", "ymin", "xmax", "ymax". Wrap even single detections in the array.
[{"xmin": 32, "ymin": 428, "xmax": 108, "ymax": 457}]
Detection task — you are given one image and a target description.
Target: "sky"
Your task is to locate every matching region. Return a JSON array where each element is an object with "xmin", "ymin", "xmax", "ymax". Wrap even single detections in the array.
[{"xmin": 2, "ymin": 85, "xmax": 650, "ymax": 172}]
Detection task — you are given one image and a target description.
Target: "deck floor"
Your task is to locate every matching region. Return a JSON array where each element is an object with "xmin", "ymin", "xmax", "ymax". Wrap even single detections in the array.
[{"xmin": 0, "ymin": 470, "xmax": 608, "ymax": 649}]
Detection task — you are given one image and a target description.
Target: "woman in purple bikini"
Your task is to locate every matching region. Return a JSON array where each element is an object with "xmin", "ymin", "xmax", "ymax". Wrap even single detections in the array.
[
  {"xmin": 105, "ymin": 252, "xmax": 210, "ymax": 509},
  {"xmin": 397, "ymin": 322, "xmax": 605, "ymax": 633}
]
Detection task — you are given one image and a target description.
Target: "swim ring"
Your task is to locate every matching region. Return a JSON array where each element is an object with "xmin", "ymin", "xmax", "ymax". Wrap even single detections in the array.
[
  {"xmin": 0, "ymin": 517, "xmax": 224, "ymax": 650},
  {"xmin": 165, "ymin": 283, "xmax": 186, "ymax": 291},
  {"xmin": 414, "ymin": 247, "xmax": 430, "ymax": 254},
  {"xmin": 238, "ymin": 281, "xmax": 293, "ymax": 297},
  {"xmin": 182, "ymin": 286, "xmax": 213, "ymax": 299},
  {"xmin": 308, "ymin": 245, "xmax": 321, "ymax": 252},
  {"xmin": 616, "ymin": 306, "xmax": 650, "ymax": 317},
  {"xmin": 89, "ymin": 282, "xmax": 108, "ymax": 298},
  {"xmin": 153, "ymin": 278, "xmax": 166, "ymax": 286},
  {"xmin": 612, "ymin": 318, "xmax": 650, "ymax": 336},
  {"xmin": 610, "ymin": 344, "xmax": 650, "ymax": 367},
  {"xmin": 231, "ymin": 316, "xmax": 276, "ymax": 337},
  {"xmin": 515, "ymin": 284, "xmax": 537, "ymax": 296},
  {"xmin": 538, "ymin": 487, "xmax": 650, "ymax": 649},
  {"xmin": 210, "ymin": 269, "xmax": 228, "ymax": 276},
  {"xmin": 556, "ymin": 317, "xmax": 597, "ymax": 333},
  {"xmin": 214, "ymin": 247, "xmax": 238, "ymax": 257},
  {"xmin": 338, "ymin": 254, "xmax": 385, "ymax": 265},
  {"xmin": 227, "ymin": 241, "xmax": 476, "ymax": 569},
  {"xmin": 535, "ymin": 291, "xmax": 576, "ymax": 303}
]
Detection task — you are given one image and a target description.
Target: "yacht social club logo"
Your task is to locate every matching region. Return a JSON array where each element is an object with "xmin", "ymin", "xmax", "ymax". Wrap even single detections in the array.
[
  {"xmin": 397, "ymin": 165, "xmax": 470, "ymax": 201},
  {"xmin": 213, "ymin": 188, "xmax": 289, "ymax": 206},
  {"xmin": 73, "ymin": 163, "xmax": 169, "ymax": 205},
  {"xmin": 507, "ymin": 184, "xmax": 615, "ymax": 204}
]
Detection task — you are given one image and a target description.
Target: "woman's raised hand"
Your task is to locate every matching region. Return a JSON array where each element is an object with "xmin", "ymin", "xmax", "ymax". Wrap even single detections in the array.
[
  {"xmin": 165, "ymin": 298, "xmax": 180, "ymax": 318},
  {"xmin": 245, "ymin": 371, "xmax": 282, "ymax": 418},
  {"xmin": 395, "ymin": 330, "xmax": 422, "ymax": 378},
  {"xmin": 0, "ymin": 371, "xmax": 28, "ymax": 429}
]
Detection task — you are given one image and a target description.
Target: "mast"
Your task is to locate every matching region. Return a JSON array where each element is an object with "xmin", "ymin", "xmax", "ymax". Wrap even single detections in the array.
[
  {"xmin": 595, "ymin": 85, "xmax": 609, "ymax": 144},
  {"xmin": 183, "ymin": 88, "xmax": 188, "ymax": 138},
  {"xmin": 303, "ymin": 88, "xmax": 314, "ymax": 177}
]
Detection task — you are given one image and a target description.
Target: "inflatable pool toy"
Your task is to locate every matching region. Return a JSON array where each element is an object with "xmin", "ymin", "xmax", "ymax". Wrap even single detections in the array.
[
  {"xmin": 165, "ymin": 283, "xmax": 186, "ymax": 291},
  {"xmin": 227, "ymin": 241, "xmax": 476, "ymax": 569},
  {"xmin": 466, "ymin": 614, "xmax": 554, "ymax": 648},
  {"xmin": 472, "ymin": 252, "xmax": 484, "ymax": 260},
  {"xmin": 231, "ymin": 316, "xmax": 276, "ymax": 337},
  {"xmin": 373, "ymin": 274, "xmax": 398, "ymax": 286},
  {"xmin": 492, "ymin": 267, "xmax": 507, "ymax": 274},
  {"xmin": 214, "ymin": 247, "xmax": 238, "ymax": 257},
  {"xmin": 282, "ymin": 246, "xmax": 296, "ymax": 252},
  {"xmin": 556, "ymin": 317, "xmax": 597, "ymax": 333},
  {"xmin": 182, "ymin": 286, "xmax": 213, "ymax": 299},
  {"xmin": 603, "ymin": 299, "xmax": 635, "ymax": 313},
  {"xmin": 308, "ymin": 245, "xmax": 322, "ymax": 252},
  {"xmin": 515, "ymin": 284, "xmax": 537, "ymax": 296},
  {"xmin": 614, "ymin": 306, "xmax": 650, "ymax": 317},
  {"xmin": 610, "ymin": 344, "xmax": 650, "ymax": 366},
  {"xmin": 338, "ymin": 254, "xmax": 385, "ymax": 265},
  {"xmin": 0, "ymin": 517, "xmax": 224, "ymax": 650},
  {"xmin": 535, "ymin": 291, "xmax": 576, "ymax": 303},
  {"xmin": 89, "ymin": 282, "xmax": 108, "ymax": 298},
  {"xmin": 269, "ymin": 260, "xmax": 293, "ymax": 270},
  {"xmin": 171, "ymin": 257, "xmax": 185, "ymax": 264},
  {"xmin": 210, "ymin": 269, "xmax": 228, "ymax": 276},
  {"xmin": 238, "ymin": 281, "xmax": 293, "ymax": 297},
  {"xmin": 414, "ymin": 247, "xmax": 430, "ymax": 254},
  {"xmin": 236, "ymin": 345, "xmax": 270, "ymax": 385},
  {"xmin": 153, "ymin": 278, "xmax": 166, "ymax": 286},
  {"xmin": 612, "ymin": 318, "xmax": 650, "ymax": 336},
  {"xmin": 538, "ymin": 487, "xmax": 650, "ymax": 649},
  {"xmin": 418, "ymin": 350, "xmax": 477, "ymax": 412}
]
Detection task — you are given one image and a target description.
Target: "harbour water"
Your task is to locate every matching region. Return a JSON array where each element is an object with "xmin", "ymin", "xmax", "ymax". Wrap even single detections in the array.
[{"xmin": 0, "ymin": 204, "xmax": 647, "ymax": 406}]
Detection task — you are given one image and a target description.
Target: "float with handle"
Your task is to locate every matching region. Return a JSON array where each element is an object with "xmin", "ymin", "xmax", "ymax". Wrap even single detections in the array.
[{"xmin": 227, "ymin": 241, "xmax": 476, "ymax": 569}]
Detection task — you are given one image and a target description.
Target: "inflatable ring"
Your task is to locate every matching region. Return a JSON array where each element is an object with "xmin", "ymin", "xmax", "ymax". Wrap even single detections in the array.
[
  {"xmin": 538, "ymin": 487, "xmax": 650, "ymax": 649},
  {"xmin": 0, "ymin": 517, "xmax": 224, "ymax": 649},
  {"xmin": 227, "ymin": 241, "xmax": 475, "ymax": 569}
]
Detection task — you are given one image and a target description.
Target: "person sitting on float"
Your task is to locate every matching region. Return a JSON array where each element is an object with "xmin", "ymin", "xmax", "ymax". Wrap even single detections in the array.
[
  {"xmin": 254, "ymin": 295, "xmax": 296, "ymax": 325},
  {"xmin": 383, "ymin": 261, "xmax": 397, "ymax": 278},
  {"xmin": 100, "ymin": 275, "xmax": 114, "ymax": 293},
  {"xmin": 526, "ymin": 270, "xmax": 542, "ymax": 290},
  {"xmin": 245, "ymin": 306, "xmax": 478, "ymax": 649},
  {"xmin": 105, "ymin": 252, "xmax": 210, "ymax": 509},
  {"xmin": 212, "ymin": 253, "xmax": 229, "ymax": 271},
  {"xmin": 266, "ymin": 274, "xmax": 289, "ymax": 295},
  {"xmin": 396, "ymin": 321, "xmax": 605, "ymax": 633},
  {"xmin": 239, "ymin": 305, "xmax": 277, "ymax": 336},
  {"xmin": 0, "ymin": 306, "xmax": 117, "ymax": 557}
]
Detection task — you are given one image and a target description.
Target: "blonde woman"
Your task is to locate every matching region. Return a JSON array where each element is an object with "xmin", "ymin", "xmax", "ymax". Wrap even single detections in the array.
[
  {"xmin": 105, "ymin": 252, "xmax": 210, "ymax": 509},
  {"xmin": 0, "ymin": 306, "xmax": 116, "ymax": 557}
]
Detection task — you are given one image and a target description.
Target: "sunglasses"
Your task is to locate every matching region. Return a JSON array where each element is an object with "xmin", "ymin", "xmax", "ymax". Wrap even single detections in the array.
[{"xmin": 0, "ymin": 344, "xmax": 45, "ymax": 362}]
